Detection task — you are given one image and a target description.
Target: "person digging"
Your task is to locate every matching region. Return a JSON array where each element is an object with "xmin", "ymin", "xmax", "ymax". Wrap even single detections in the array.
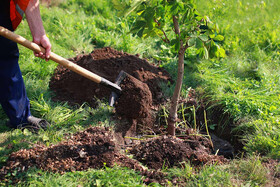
[{"xmin": 0, "ymin": 0, "xmax": 51, "ymax": 131}]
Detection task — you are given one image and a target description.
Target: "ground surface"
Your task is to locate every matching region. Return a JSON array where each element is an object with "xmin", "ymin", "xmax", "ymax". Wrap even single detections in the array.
[
  {"xmin": 0, "ymin": 127, "xmax": 226, "ymax": 185},
  {"xmin": 0, "ymin": 48, "xmax": 230, "ymax": 185},
  {"xmin": 49, "ymin": 47, "xmax": 227, "ymax": 173}
]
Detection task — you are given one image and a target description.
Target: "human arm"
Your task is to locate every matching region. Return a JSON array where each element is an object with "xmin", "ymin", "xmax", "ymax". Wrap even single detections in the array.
[{"xmin": 25, "ymin": 0, "xmax": 51, "ymax": 60}]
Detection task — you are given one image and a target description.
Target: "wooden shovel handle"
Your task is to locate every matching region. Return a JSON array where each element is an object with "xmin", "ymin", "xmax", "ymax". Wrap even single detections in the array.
[{"xmin": 0, "ymin": 26, "xmax": 102, "ymax": 84}]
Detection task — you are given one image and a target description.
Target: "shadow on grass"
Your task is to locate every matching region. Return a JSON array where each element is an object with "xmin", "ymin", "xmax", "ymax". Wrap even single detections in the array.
[{"xmin": 0, "ymin": 125, "xmax": 11, "ymax": 134}]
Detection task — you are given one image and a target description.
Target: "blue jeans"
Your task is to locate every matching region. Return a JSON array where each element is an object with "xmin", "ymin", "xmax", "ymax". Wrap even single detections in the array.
[{"xmin": 0, "ymin": 4, "xmax": 31, "ymax": 127}]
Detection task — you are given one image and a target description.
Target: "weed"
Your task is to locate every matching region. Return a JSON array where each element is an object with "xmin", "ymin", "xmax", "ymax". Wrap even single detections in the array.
[
  {"xmin": 192, "ymin": 164, "xmax": 232, "ymax": 186},
  {"xmin": 226, "ymin": 155, "xmax": 270, "ymax": 186}
]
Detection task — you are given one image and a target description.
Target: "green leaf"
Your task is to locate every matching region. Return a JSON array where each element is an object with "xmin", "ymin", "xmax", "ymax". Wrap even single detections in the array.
[
  {"xmin": 196, "ymin": 47, "xmax": 203, "ymax": 57},
  {"xmin": 137, "ymin": 27, "xmax": 145, "ymax": 37},
  {"xmin": 188, "ymin": 37, "xmax": 196, "ymax": 47},
  {"xmin": 195, "ymin": 15, "xmax": 203, "ymax": 21},
  {"xmin": 170, "ymin": 3, "xmax": 179, "ymax": 15},
  {"xmin": 42, "ymin": 134, "xmax": 49, "ymax": 142},
  {"xmin": 170, "ymin": 37, "xmax": 180, "ymax": 52},
  {"xmin": 131, "ymin": 20, "xmax": 146, "ymax": 31},
  {"xmin": 209, "ymin": 33, "xmax": 216, "ymax": 39},
  {"xmin": 130, "ymin": 20, "xmax": 146, "ymax": 34},
  {"xmin": 199, "ymin": 34, "xmax": 209, "ymax": 42},
  {"xmin": 181, "ymin": 30, "xmax": 189, "ymax": 39},
  {"xmin": 147, "ymin": 17, "xmax": 154, "ymax": 30},
  {"xmin": 175, "ymin": 40, "xmax": 180, "ymax": 52},
  {"xmin": 217, "ymin": 48, "xmax": 226, "ymax": 58},
  {"xmin": 195, "ymin": 38, "xmax": 203, "ymax": 48},
  {"xmin": 161, "ymin": 44, "xmax": 168, "ymax": 50},
  {"xmin": 204, "ymin": 46, "xmax": 209, "ymax": 59},
  {"xmin": 170, "ymin": 39, "xmax": 178, "ymax": 46},
  {"xmin": 23, "ymin": 129, "xmax": 32, "ymax": 136},
  {"xmin": 214, "ymin": 35, "xmax": 224, "ymax": 41},
  {"xmin": 124, "ymin": 0, "xmax": 145, "ymax": 17},
  {"xmin": 96, "ymin": 179, "xmax": 102, "ymax": 187},
  {"xmin": 210, "ymin": 40, "xmax": 216, "ymax": 47},
  {"xmin": 112, "ymin": 0, "xmax": 122, "ymax": 10},
  {"xmin": 196, "ymin": 46, "xmax": 209, "ymax": 59},
  {"xmin": 209, "ymin": 124, "xmax": 217, "ymax": 130}
]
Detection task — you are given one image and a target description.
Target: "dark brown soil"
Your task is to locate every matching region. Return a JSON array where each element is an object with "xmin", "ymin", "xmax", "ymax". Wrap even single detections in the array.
[
  {"xmin": 116, "ymin": 74, "xmax": 152, "ymax": 119},
  {"xmin": 0, "ymin": 127, "xmax": 225, "ymax": 185},
  {"xmin": 0, "ymin": 127, "xmax": 149, "ymax": 183},
  {"xmin": 49, "ymin": 47, "xmax": 171, "ymax": 134},
  {"xmin": 130, "ymin": 135, "xmax": 226, "ymax": 170},
  {"xmin": 115, "ymin": 74, "xmax": 155, "ymax": 132},
  {"xmin": 50, "ymin": 47, "xmax": 171, "ymax": 109},
  {"xmin": 0, "ymin": 127, "xmax": 143, "ymax": 174}
]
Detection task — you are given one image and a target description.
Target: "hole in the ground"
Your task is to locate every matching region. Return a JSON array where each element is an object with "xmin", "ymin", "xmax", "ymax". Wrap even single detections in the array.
[{"xmin": 155, "ymin": 91, "xmax": 244, "ymax": 159}]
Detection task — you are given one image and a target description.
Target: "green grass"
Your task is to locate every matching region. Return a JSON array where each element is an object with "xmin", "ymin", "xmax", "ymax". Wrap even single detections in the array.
[
  {"xmin": 165, "ymin": 155, "xmax": 273, "ymax": 187},
  {"xmin": 191, "ymin": 0, "xmax": 280, "ymax": 158},
  {"xmin": 0, "ymin": 0, "xmax": 279, "ymax": 186},
  {"xmin": 2, "ymin": 166, "xmax": 145, "ymax": 187}
]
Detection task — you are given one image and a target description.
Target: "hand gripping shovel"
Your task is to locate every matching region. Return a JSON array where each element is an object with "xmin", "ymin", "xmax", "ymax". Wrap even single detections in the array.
[{"xmin": 0, "ymin": 26, "xmax": 126, "ymax": 106}]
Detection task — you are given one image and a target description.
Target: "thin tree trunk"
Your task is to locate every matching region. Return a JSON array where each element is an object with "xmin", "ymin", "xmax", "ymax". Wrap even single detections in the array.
[
  {"xmin": 167, "ymin": 48, "xmax": 185, "ymax": 135},
  {"xmin": 167, "ymin": 16, "xmax": 186, "ymax": 136}
]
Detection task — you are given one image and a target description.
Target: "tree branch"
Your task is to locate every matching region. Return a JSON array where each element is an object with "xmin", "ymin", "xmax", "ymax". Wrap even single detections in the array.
[
  {"xmin": 154, "ymin": 19, "xmax": 170, "ymax": 43},
  {"xmin": 183, "ymin": 37, "xmax": 191, "ymax": 51},
  {"xmin": 172, "ymin": 16, "xmax": 180, "ymax": 37}
]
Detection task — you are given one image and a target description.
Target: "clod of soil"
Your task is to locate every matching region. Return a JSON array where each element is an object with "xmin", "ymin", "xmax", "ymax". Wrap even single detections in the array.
[
  {"xmin": 116, "ymin": 74, "xmax": 152, "ymax": 119},
  {"xmin": 115, "ymin": 74, "xmax": 154, "ymax": 131}
]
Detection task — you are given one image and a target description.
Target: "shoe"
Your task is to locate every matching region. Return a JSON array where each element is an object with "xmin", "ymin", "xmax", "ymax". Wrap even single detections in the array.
[
  {"xmin": 26, "ymin": 116, "xmax": 50, "ymax": 130},
  {"xmin": 6, "ymin": 116, "xmax": 50, "ymax": 132}
]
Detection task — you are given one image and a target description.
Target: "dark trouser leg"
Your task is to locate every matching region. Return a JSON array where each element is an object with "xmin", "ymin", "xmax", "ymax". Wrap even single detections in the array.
[
  {"xmin": 0, "ymin": 37, "xmax": 31, "ymax": 128},
  {"xmin": 0, "ymin": 1, "xmax": 31, "ymax": 128}
]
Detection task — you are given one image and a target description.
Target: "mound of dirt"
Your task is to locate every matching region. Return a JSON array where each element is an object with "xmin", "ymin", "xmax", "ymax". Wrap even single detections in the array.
[
  {"xmin": 130, "ymin": 135, "xmax": 226, "ymax": 170},
  {"xmin": 50, "ymin": 47, "xmax": 171, "ymax": 108},
  {"xmin": 0, "ymin": 127, "xmax": 227, "ymax": 185},
  {"xmin": 49, "ymin": 47, "xmax": 171, "ymax": 135},
  {"xmin": 0, "ymin": 127, "xmax": 143, "ymax": 176}
]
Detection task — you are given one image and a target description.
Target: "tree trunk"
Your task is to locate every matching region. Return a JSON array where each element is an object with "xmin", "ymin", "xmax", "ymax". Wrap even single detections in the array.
[
  {"xmin": 167, "ymin": 47, "xmax": 185, "ymax": 135},
  {"xmin": 167, "ymin": 16, "xmax": 186, "ymax": 136}
]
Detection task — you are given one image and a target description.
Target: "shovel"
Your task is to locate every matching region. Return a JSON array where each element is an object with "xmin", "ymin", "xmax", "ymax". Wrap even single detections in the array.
[{"xmin": 0, "ymin": 26, "xmax": 126, "ymax": 106}]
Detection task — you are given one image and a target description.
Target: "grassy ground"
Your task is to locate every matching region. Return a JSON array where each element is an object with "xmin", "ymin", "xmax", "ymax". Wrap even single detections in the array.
[
  {"xmin": 194, "ymin": 0, "xmax": 280, "ymax": 158},
  {"xmin": 0, "ymin": 0, "xmax": 279, "ymax": 186}
]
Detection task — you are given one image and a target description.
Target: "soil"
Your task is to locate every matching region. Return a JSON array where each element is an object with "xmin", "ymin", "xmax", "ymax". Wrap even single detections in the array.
[
  {"xmin": 0, "ymin": 127, "xmax": 143, "ymax": 174},
  {"xmin": 115, "ymin": 73, "xmax": 153, "ymax": 130},
  {"xmin": 49, "ymin": 47, "xmax": 171, "ymax": 133},
  {"xmin": 0, "ymin": 127, "xmax": 225, "ymax": 185},
  {"xmin": 49, "ymin": 47, "xmax": 171, "ymax": 108},
  {"xmin": 130, "ymin": 135, "xmax": 226, "ymax": 170}
]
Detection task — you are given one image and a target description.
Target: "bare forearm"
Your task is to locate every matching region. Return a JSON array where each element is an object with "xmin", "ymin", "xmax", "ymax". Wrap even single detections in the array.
[
  {"xmin": 25, "ymin": 0, "xmax": 45, "ymax": 39},
  {"xmin": 25, "ymin": 0, "xmax": 51, "ymax": 59}
]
